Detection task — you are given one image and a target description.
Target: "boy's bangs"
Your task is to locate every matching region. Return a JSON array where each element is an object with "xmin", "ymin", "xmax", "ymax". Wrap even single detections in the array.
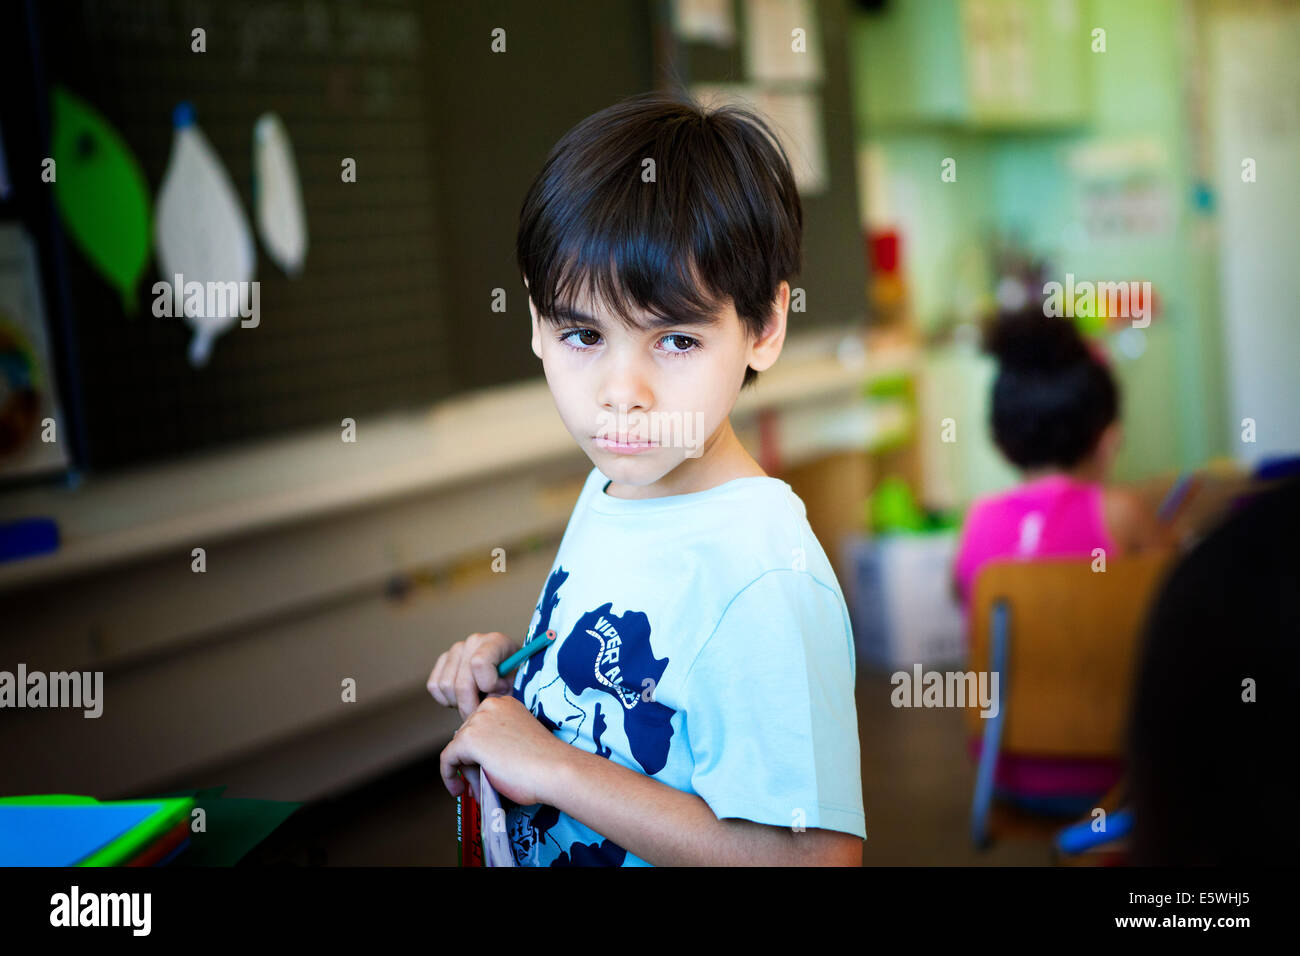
[{"xmin": 538, "ymin": 235, "xmax": 728, "ymax": 333}]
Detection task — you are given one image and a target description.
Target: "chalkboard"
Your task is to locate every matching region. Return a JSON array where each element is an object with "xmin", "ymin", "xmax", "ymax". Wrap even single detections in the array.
[
  {"xmin": 14, "ymin": 0, "xmax": 455, "ymax": 472},
  {"xmin": 3, "ymin": 0, "xmax": 863, "ymax": 476}
]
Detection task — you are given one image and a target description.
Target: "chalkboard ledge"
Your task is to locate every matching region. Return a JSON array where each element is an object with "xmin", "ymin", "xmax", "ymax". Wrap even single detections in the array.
[{"xmin": 0, "ymin": 329, "xmax": 914, "ymax": 593}]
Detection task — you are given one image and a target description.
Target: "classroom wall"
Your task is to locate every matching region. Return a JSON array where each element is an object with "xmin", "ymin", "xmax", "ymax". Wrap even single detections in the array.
[
  {"xmin": 1205, "ymin": 0, "xmax": 1300, "ymax": 466},
  {"xmin": 854, "ymin": 0, "xmax": 1239, "ymax": 504},
  {"xmin": 988, "ymin": 0, "xmax": 1229, "ymax": 480}
]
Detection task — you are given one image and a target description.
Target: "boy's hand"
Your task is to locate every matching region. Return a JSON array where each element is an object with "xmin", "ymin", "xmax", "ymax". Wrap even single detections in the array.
[
  {"xmin": 440, "ymin": 694, "xmax": 565, "ymax": 807},
  {"xmin": 427, "ymin": 631, "xmax": 519, "ymax": 720}
]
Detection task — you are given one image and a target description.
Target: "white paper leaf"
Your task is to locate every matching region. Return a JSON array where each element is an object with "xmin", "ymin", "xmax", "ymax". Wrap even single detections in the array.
[
  {"xmin": 154, "ymin": 102, "xmax": 256, "ymax": 367},
  {"xmin": 253, "ymin": 112, "xmax": 308, "ymax": 277}
]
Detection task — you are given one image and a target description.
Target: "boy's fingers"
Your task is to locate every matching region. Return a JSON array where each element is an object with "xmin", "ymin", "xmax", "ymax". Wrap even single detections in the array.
[
  {"xmin": 469, "ymin": 644, "xmax": 508, "ymax": 698},
  {"xmin": 453, "ymin": 643, "xmax": 485, "ymax": 719},
  {"xmin": 440, "ymin": 736, "xmax": 481, "ymax": 801},
  {"xmin": 426, "ymin": 652, "xmax": 449, "ymax": 706},
  {"xmin": 438, "ymin": 643, "xmax": 465, "ymax": 709},
  {"xmin": 440, "ymin": 745, "xmax": 465, "ymax": 796},
  {"xmin": 434, "ymin": 633, "xmax": 517, "ymax": 716}
]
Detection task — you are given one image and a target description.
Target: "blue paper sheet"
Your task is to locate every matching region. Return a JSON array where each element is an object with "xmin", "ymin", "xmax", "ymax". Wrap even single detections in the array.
[{"xmin": 0, "ymin": 803, "xmax": 162, "ymax": 866}]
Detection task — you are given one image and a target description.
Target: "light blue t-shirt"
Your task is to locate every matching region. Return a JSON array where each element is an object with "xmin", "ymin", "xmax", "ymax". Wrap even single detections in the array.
[{"xmin": 506, "ymin": 465, "xmax": 865, "ymax": 866}]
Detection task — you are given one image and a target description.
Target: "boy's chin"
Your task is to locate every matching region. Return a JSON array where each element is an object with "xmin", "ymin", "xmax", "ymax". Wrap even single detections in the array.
[{"xmin": 588, "ymin": 448, "xmax": 679, "ymax": 485}]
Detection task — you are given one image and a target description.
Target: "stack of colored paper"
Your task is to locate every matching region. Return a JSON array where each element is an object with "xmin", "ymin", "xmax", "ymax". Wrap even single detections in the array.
[{"xmin": 0, "ymin": 794, "xmax": 195, "ymax": 866}]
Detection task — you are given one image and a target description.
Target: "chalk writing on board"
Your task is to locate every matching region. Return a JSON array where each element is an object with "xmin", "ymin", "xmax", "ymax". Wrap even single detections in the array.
[{"xmin": 78, "ymin": 0, "xmax": 421, "ymax": 76}]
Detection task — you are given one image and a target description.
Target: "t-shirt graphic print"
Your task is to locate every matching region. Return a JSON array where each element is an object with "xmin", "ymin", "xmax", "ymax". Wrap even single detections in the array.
[{"xmin": 504, "ymin": 467, "xmax": 867, "ymax": 866}]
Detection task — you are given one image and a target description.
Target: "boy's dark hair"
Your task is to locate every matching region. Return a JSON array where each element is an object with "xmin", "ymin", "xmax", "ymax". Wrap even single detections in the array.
[
  {"xmin": 984, "ymin": 307, "xmax": 1119, "ymax": 469},
  {"xmin": 515, "ymin": 90, "xmax": 803, "ymax": 389},
  {"xmin": 1127, "ymin": 476, "xmax": 1300, "ymax": 865}
]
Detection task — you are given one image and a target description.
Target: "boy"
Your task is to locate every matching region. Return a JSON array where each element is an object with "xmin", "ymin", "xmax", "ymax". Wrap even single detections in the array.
[{"xmin": 428, "ymin": 91, "xmax": 865, "ymax": 866}]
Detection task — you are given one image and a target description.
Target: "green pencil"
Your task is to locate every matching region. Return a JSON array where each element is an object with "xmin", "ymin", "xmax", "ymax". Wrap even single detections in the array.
[{"xmin": 497, "ymin": 628, "xmax": 557, "ymax": 677}]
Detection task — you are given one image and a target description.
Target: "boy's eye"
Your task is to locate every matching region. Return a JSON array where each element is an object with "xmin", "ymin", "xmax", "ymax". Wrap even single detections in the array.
[
  {"xmin": 659, "ymin": 334, "xmax": 699, "ymax": 354},
  {"xmin": 558, "ymin": 328, "xmax": 601, "ymax": 349},
  {"xmin": 556, "ymin": 329, "xmax": 700, "ymax": 356}
]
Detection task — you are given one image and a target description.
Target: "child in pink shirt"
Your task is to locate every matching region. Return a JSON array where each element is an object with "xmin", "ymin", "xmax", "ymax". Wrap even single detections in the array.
[{"xmin": 954, "ymin": 309, "xmax": 1164, "ymax": 809}]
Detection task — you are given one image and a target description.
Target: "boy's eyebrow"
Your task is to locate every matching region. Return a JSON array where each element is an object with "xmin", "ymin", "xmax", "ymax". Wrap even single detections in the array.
[
  {"xmin": 547, "ymin": 305, "xmax": 603, "ymax": 326},
  {"xmin": 548, "ymin": 304, "xmax": 722, "ymax": 330}
]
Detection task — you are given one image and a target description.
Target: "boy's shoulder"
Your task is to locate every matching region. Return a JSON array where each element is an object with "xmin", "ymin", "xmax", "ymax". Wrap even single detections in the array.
[
  {"xmin": 563, "ymin": 465, "xmax": 841, "ymax": 592},
  {"xmin": 536, "ymin": 468, "xmax": 856, "ymax": 693}
]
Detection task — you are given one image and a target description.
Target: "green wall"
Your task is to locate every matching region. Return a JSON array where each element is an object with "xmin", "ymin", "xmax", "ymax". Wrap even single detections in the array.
[{"xmin": 854, "ymin": 0, "xmax": 1230, "ymax": 493}]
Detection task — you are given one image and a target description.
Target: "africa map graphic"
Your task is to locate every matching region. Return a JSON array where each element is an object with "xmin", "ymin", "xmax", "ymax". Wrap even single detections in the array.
[{"xmin": 508, "ymin": 566, "xmax": 676, "ymax": 865}]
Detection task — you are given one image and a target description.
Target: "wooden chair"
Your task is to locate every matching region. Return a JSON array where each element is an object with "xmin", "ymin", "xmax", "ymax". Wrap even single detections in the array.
[{"xmin": 964, "ymin": 550, "xmax": 1176, "ymax": 848}]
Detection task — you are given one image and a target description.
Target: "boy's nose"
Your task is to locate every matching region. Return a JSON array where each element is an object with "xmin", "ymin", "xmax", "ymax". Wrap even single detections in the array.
[{"xmin": 598, "ymin": 364, "xmax": 654, "ymax": 414}]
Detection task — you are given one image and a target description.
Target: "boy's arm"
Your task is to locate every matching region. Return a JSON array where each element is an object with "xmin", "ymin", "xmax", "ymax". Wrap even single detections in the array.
[{"xmin": 544, "ymin": 744, "xmax": 862, "ymax": 866}]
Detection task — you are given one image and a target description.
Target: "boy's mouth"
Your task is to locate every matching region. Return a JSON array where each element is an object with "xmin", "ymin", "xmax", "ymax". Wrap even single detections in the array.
[{"xmin": 592, "ymin": 436, "xmax": 658, "ymax": 454}]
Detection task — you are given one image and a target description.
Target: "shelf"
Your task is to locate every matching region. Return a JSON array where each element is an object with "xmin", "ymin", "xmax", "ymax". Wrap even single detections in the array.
[{"xmin": 0, "ymin": 329, "xmax": 918, "ymax": 592}]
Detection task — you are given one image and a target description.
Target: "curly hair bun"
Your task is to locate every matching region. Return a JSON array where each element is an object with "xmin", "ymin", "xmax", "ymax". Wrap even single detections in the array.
[{"xmin": 984, "ymin": 307, "xmax": 1088, "ymax": 373}]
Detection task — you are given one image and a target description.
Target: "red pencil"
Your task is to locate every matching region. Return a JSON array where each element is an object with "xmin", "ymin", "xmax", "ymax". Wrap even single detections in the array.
[
  {"xmin": 457, "ymin": 770, "xmax": 483, "ymax": 867},
  {"xmin": 455, "ymin": 629, "xmax": 555, "ymax": 866}
]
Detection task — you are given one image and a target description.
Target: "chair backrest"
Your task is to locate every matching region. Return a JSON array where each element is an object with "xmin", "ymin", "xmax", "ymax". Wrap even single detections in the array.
[{"xmin": 962, "ymin": 550, "xmax": 1176, "ymax": 756}]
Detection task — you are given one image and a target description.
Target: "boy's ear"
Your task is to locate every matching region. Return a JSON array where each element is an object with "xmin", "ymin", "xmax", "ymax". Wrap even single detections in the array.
[
  {"xmin": 746, "ymin": 281, "xmax": 790, "ymax": 374},
  {"xmin": 524, "ymin": 280, "xmax": 542, "ymax": 360}
]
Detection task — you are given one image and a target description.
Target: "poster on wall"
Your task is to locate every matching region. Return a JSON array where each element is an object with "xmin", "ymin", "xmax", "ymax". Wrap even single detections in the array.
[
  {"xmin": 0, "ymin": 224, "xmax": 70, "ymax": 480},
  {"xmin": 691, "ymin": 83, "xmax": 827, "ymax": 194},
  {"xmin": 743, "ymin": 0, "xmax": 823, "ymax": 84},
  {"xmin": 1066, "ymin": 138, "xmax": 1175, "ymax": 241},
  {"xmin": 672, "ymin": 0, "xmax": 735, "ymax": 46}
]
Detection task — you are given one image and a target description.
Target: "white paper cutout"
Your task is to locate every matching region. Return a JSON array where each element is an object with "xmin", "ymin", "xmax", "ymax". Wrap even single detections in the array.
[
  {"xmin": 154, "ymin": 102, "xmax": 256, "ymax": 367},
  {"xmin": 691, "ymin": 84, "xmax": 828, "ymax": 194},
  {"xmin": 673, "ymin": 0, "xmax": 735, "ymax": 45},
  {"xmin": 475, "ymin": 768, "xmax": 517, "ymax": 867},
  {"xmin": 744, "ymin": 0, "xmax": 823, "ymax": 83},
  {"xmin": 253, "ymin": 112, "xmax": 308, "ymax": 277}
]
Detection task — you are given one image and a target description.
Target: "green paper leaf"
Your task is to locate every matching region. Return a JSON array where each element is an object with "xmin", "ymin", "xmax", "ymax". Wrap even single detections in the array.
[{"xmin": 50, "ymin": 86, "xmax": 152, "ymax": 314}]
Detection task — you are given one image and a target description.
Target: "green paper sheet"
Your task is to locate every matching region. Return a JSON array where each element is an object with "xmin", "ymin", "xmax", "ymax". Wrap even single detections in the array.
[{"xmin": 134, "ymin": 787, "xmax": 303, "ymax": 866}]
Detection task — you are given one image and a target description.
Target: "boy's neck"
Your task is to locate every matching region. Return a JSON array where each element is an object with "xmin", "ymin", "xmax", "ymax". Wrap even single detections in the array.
[{"xmin": 603, "ymin": 418, "xmax": 767, "ymax": 500}]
